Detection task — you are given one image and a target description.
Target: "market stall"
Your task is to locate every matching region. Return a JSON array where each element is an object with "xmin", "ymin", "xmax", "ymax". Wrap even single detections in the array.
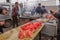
[
  {"xmin": 19, "ymin": 11, "xmax": 40, "ymax": 24},
  {"xmin": 0, "ymin": 19, "xmax": 44, "ymax": 40},
  {"xmin": 0, "ymin": 17, "xmax": 57, "ymax": 40}
]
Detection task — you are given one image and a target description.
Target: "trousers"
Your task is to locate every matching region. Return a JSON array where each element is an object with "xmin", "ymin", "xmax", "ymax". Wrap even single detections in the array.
[{"xmin": 12, "ymin": 16, "xmax": 18, "ymax": 28}]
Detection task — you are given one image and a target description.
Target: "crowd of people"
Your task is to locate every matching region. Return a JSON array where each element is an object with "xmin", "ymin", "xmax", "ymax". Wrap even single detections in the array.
[{"xmin": 0, "ymin": 2, "xmax": 60, "ymax": 40}]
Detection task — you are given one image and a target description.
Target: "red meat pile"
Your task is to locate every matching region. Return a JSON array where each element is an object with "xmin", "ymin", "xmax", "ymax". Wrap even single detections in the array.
[
  {"xmin": 43, "ymin": 14, "xmax": 55, "ymax": 20},
  {"xmin": 18, "ymin": 21, "xmax": 42, "ymax": 39}
]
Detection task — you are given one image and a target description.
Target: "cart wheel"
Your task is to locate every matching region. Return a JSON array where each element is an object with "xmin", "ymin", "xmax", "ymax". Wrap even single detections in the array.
[{"xmin": 5, "ymin": 19, "xmax": 12, "ymax": 28}]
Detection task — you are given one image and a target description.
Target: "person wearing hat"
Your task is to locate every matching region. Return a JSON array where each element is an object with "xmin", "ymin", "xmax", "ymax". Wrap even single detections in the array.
[
  {"xmin": 50, "ymin": 5, "xmax": 60, "ymax": 40},
  {"xmin": 0, "ymin": 7, "xmax": 7, "ymax": 33}
]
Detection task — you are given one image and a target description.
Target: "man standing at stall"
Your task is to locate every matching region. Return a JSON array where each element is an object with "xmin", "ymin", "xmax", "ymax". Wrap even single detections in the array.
[
  {"xmin": 35, "ymin": 3, "xmax": 43, "ymax": 17},
  {"xmin": 41, "ymin": 5, "xmax": 48, "ymax": 14},
  {"xmin": 12, "ymin": 2, "xmax": 19, "ymax": 28},
  {"xmin": 31, "ymin": 6, "xmax": 36, "ymax": 15},
  {"xmin": 50, "ymin": 5, "xmax": 60, "ymax": 40}
]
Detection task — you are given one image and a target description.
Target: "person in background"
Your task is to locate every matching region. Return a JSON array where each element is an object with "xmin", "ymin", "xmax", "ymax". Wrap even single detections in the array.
[
  {"xmin": 12, "ymin": 2, "xmax": 19, "ymax": 28},
  {"xmin": 35, "ymin": 3, "xmax": 43, "ymax": 15},
  {"xmin": 50, "ymin": 5, "xmax": 60, "ymax": 40},
  {"xmin": 31, "ymin": 6, "xmax": 36, "ymax": 15},
  {"xmin": 0, "ymin": 3, "xmax": 2, "ymax": 14},
  {"xmin": 22, "ymin": 7, "xmax": 26, "ymax": 16},
  {"xmin": 20, "ymin": 3, "xmax": 23, "ymax": 16},
  {"xmin": 0, "ymin": 7, "xmax": 7, "ymax": 33},
  {"xmin": 41, "ymin": 5, "xmax": 48, "ymax": 14}
]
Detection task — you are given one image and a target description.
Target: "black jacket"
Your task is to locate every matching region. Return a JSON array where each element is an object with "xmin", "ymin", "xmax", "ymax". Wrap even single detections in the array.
[
  {"xmin": 0, "ymin": 6, "xmax": 2, "ymax": 14},
  {"xmin": 54, "ymin": 12, "xmax": 60, "ymax": 29},
  {"xmin": 36, "ymin": 7, "xmax": 43, "ymax": 14},
  {"xmin": 42, "ymin": 8, "xmax": 48, "ymax": 13}
]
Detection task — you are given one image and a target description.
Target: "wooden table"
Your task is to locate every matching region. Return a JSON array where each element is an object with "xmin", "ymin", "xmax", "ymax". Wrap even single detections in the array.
[{"xmin": 0, "ymin": 22, "xmax": 44, "ymax": 40}]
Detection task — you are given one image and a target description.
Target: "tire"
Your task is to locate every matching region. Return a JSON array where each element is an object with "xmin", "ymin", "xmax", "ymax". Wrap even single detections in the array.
[{"xmin": 5, "ymin": 19, "xmax": 12, "ymax": 28}]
